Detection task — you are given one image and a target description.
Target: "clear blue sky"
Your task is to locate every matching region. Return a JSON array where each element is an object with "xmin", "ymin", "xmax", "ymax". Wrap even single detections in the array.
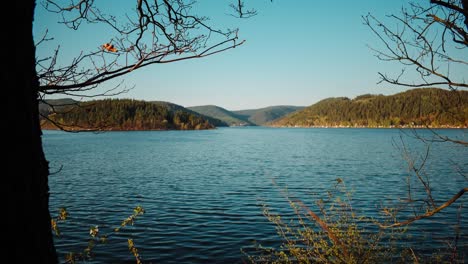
[{"xmin": 35, "ymin": 0, "xmax": 424, "ymax": 110}]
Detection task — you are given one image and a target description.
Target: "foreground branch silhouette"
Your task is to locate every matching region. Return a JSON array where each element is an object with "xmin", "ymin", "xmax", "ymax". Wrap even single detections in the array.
[
  {"xmin": 38, "ymin": 0, "xmax": 246, "ymax": 96},
  {"xmin": 379, "ymin": 187, "xmax": 467, "ymax": 228},
  {"xmin": 9, "ymin": 1, "xmax": 256, "ymax": 262},
  {"xmin": 366, "ymin": 0, "xmax": 467, "ymax": 229},
  {"xmin": 364, "ymin": 0, "xmax": 467, "ymax": 89}
]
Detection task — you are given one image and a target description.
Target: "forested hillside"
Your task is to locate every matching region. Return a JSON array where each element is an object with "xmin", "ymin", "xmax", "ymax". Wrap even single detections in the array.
[
  {"xmin": 41, "ymin": 99, "xmax": 218, "ymax": 130},
  {"xmin": 272, "ymin": 88, "xmax": 468, "ymax": 128},
  {"xmin": 187, "ymin": 105, "xmax": 253, "ymax": 126},
  {"xmin": 188, "ymin": 105, "xmax": 304, "ymax": 126},
  {"xmin": 233, "ymin": 106, "xmax": 304, "ymax": 125}
]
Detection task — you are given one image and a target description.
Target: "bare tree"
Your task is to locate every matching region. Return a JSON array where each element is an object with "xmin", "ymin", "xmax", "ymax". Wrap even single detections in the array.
[
  {"xmin": 364, "ymin": 0, "xmax": 467, "ymax": 89},
  {"xmin": 365, "ymin": 0, "xmax": 467, "ymax": 231},
  {"xmin": 8, "ymin": 1, "xmax": 256, "ymax": 263},
  {"xmin": 37, "ymin": 0, "xmax": 246, "ymax": 97}
]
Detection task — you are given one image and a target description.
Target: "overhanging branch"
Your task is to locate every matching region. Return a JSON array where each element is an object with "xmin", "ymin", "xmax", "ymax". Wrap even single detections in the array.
[{"xmin": 378, "ymin": 187, "xmax": 467, "ymax": 228}]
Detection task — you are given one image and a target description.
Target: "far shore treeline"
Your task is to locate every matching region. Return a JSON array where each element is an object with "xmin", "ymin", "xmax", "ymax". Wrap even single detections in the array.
[
  {"xmin": 40, "ymin": 99, "xmax": 224, "ymax": 131},
  {"xmin": 40, "ymin": 88, "xmax": 468, "ymax": 131},
  {"xmin": 271, "ymin": 88, "xmax": 468, "ymax": 128}
]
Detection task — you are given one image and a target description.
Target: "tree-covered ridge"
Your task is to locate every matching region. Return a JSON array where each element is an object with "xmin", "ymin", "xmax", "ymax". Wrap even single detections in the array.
[
  {"xmin": 233, "ymin": 105, "xmax": 304, "ymax": 125},
  {"xmin": 272, "ymin": 88, "xmax": 468, "ymax": 128},
  {"xmin": 188, "ymin": 105, "xmax": 305, "ymax": 126},
  {"xmin": 187, "ymin": 105, "xmax": 254, "ymax": 126},
  {"xmin": 149, "ymin": 101, "xmax": 228, "ymax": 127},
  {"xmin": 41, "ymin": 99, "xmax": 217, "ymax": 130}
]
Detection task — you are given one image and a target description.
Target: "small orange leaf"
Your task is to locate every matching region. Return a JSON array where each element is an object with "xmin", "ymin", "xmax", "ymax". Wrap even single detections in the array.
[{"xmin": 102, "ymin": 43, "xmax": 118, "ymax": 52}]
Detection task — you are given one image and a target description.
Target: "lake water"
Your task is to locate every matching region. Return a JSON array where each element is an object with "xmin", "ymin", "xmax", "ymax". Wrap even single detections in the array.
[{"xmin": 43, "ymin": 127, "xmax": 468, "ymax": 263}]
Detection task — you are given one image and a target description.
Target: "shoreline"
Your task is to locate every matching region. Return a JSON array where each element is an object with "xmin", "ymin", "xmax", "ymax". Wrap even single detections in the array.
[
  {"xmin": 42, "ymin": 125, "xmax": 467, "ymax": 131},
  {"xmin": 268, "ymin": 125, "xmax": 467, "ymax": 129},
  {"xmin": 40, "ymin": 126, "xmax": 218, "ymax": 132}
]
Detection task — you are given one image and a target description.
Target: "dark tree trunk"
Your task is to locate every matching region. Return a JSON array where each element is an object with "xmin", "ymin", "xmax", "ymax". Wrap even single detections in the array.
[
  {"xmin": 7, "ymin": 1, "xmax": 57, "ymax": 262},
  {"xmin": 463, "ymin": 0, "xmax": 468, "ymax": 30}
]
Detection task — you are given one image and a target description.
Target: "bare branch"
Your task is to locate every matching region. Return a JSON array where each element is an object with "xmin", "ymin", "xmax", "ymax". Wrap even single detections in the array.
[
  {"xmin": 230, "ymin": 0, "xmax": 257, "ymax": 18},
  {"xmin": 39, "ymin": 37, "xmax": 244, "ymax": 92},
  {"xmin": 400, "ymin": 126, "xmax": 468, "ymax": 146},
  {"xmin": 37, "ymin": 0, "xmax": 250, "ymax": 96},
  {"xmin": 35, "ymin": 29, "xmax": 53, "ymax": 47},
  {"xmin": 430, "ymin": 0, "xmax": 468, "ymax": 19},
  {"xmin": 378, "ymin": 187, "xmax": 468, "ymax": 228},
  {"xmin": 364, "ymin": 0, "xmax": 468, "ymax": 89}
]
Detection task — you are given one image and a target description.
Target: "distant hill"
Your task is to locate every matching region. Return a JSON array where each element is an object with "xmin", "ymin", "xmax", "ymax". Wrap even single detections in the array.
[
  {"xmin": 187, "ymin": 105, "xmax": 253, "ymax": 126},
  {"xmin": 271, "ymin": 88, "xmax": 468, "ymax": 128},
  {"xmin": 150, "ymin": 101, "xmax": 228, "ymax": 127},
  {"xmin": 188, "ymin": 105, "xmax": 304, "ymax": 126},
  {"xmin": 233, "ymin": 106, "xmax": 304, "ymax": 125},
  {"xmin": 40, "ymin": 99, "xmax": 220, "ymax": 130},
  {"xmin": 39, "ymin": 98, "xmax": 78, "ymax": 116}
]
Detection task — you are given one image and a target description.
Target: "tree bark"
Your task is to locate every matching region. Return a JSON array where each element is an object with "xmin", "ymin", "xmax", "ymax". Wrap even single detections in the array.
[
  {"xmin": 463, "ymin": 0, "xmax": 468, "ymax": 30},
  {"xmin": 7, "ymin": 1, "xmax": 57, "ymax": 262}
]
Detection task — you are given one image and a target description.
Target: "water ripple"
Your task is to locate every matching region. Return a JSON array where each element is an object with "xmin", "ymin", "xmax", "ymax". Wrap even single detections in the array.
[{"xmin": 44, "ymin": 128, "xmax": 468, "ymax": 263}]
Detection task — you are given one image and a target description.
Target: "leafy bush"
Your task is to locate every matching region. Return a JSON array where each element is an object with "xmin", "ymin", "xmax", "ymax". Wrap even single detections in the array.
[{"xmin": 244, "ymin": 179, "xmax": 465, "ymax": 263}]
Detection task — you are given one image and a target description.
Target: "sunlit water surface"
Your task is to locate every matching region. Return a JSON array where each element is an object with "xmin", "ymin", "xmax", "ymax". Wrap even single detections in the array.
[{"xmin": 44, "ymin": 127, "xmax": 468, "ymax": 263}]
